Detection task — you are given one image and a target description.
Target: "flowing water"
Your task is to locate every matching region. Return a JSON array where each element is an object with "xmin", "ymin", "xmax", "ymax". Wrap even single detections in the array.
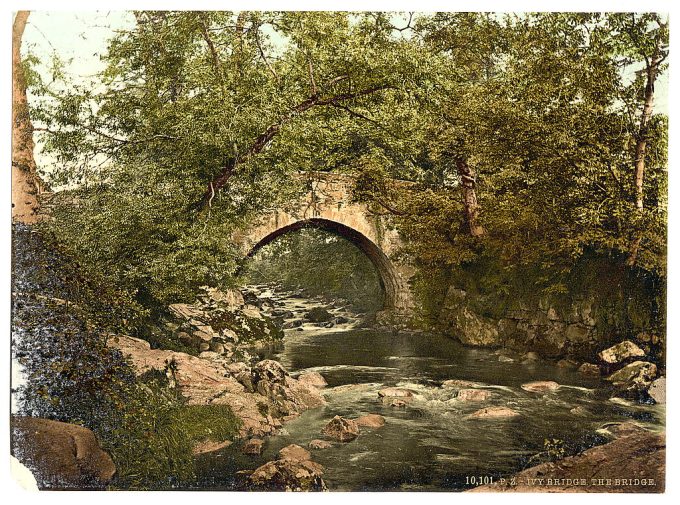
[{"xmin": 194, "ymin": 285, "xmax": 665, "ymax": 491}]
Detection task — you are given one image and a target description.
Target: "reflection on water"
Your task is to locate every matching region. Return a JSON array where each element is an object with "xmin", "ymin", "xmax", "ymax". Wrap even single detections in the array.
[{"xmin": 194, "ymin": 292, "xmax": 665, "ymax": 491}]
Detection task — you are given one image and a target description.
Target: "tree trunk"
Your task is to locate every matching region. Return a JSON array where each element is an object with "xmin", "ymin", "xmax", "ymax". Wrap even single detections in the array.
[
  {"xmin": 456, "ymin": 157, "xmax": 484, "ymax": 237},
  {"xmin": 626, "ymin": 42, "xmax": 662, "ymax": 266},
  {"xmin": 12, "ymin": 11, "xmax": 42, "ymax": 224}
]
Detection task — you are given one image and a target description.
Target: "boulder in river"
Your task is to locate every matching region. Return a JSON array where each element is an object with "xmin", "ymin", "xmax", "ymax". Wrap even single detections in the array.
[
  {"xmin": 309, "ymin": 439, "xmax": 333, "ymax": 450},
  {"xmin": 598, "ymin": 340, "xmax": 645, "ymax": 365},
  {"xmin": 283, "ymin": 319, "xmax": 304, "ymax": 329},
  {"xmin": 606, "ymin": 361, "xmax": 658, "ymax": 399},
  {"xmin": 278, "ymin": 444, "xmax": 312, "ymax": 462},
  {"xmin": 578, "ymin": 362, "xmax": 601, "ymax": 376},
  {"xmin": 468, "ymin": 407, "xmax": 520, "ymax": 419},
  {"xmin": 242, "ymin": 438, "xmax": 265, "ymax": 455},
  {"xmin": 456, "ymin": 389, "xmax": 492, "ymax": 401},
  {"xmin": 305, "ymin": 307, "xmax": 333, "ymax": 323},
  {"xmin": 297, "ymin": 372, "xmax": 328, "ymax": 389},
  {"xmin": 354, "ymin": 414, "xmax": 386, "ymax": 428},
  {"xmin": 521, "ymin": 381, "xmax": 560, "ymax": 393},
  {"xmin": 11, "ymin": 416, "xmax": 116, "ymax": 490},
  {"xmin": 247, "ymin": 459, "xmax": 326, "ymax": 491},
  {"xmin": 322, "ymin": 416, "xmax": 360, "ymax": 442},
  {"xmin": 648, "ymin": 377, "xmax": 666, "ymax": 404},
  {"xmin": 378, "ymin": 387, "xmax": 413, "ymax": 398}
]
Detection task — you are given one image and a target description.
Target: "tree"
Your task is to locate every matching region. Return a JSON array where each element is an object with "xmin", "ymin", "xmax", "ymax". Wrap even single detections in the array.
[
  {"xmin": 12, "ymin": 11, "xmax": 44, "ymax": 223},
  {"xmin": 610, "ymin": 14, "xmax": 669, "ymax": 266},
  {"xmin": 34, "ymin": 11, "xmax": 428, "ymax": 306},
  {"xmin": 398, "ymin": 12, "xmax": 667, "ymax": 287}
]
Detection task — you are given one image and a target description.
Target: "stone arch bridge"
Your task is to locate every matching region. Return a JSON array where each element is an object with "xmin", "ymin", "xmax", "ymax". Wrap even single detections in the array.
[{"xmin": 232, "ymin": 172, "xmax": 415, "ymax": 317}]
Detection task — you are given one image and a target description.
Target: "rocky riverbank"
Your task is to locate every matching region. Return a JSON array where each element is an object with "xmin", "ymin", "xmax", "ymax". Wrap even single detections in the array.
[
  {"xmin": 108, "ymin": 334, "xmax": 325, "ymax": 441},
  {"xmin": 470, "ymin": 424, "xmax": 665, "ymax": 493}
]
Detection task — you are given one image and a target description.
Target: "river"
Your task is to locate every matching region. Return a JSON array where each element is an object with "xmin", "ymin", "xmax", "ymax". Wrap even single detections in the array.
[{"xmin": 193, "ymin": 285, "xmax": 665, "ymax": 491}]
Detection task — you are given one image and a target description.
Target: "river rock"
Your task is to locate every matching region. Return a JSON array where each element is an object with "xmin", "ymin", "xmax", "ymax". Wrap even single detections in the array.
[
  {"xmin": 322, "ymin": 416, "xmax": 360, "ymax": 442},
  {"xmin": 521, "ymin": 352, "xmax": 540, "ymax": 362},
  {"xmin": 309, "ymin": 439, "xmax": 333, "ymax": 450},
  {"xmin": 354, "ymin": 414, "xmax": 386, "ymax": 428},
  {"xmin": 242, "ymin": 438, "xmax": 265, "ymax": 455},
  {"xmin": 578, "ymin": 362, "xmax": 601, "ymax": 376},
  {"xmin": 247, "ymin": 459, "xmax": 326, "ymax": 491},
  {"xmin": 599, "ymin": 421, "xmax": 650, "ymax": 439},
  {"xmin": 297, "ymin": 372, "xmax": 328, "ymax": 389},
  {"xmin": 378, "ymin": 388, "xmax": 413, "ymax": 398},
  {"xmin": 468, "ymin": 407, "xmax": 520, "ymax": 419},
  {"xmin": 606, "ymin": 361, "xmax": 657, "ymax": 399},
  {"xmin": 598, "ymin": 340, "xmax": 645, "ymax": 365},
  {"xmin": 305, "ymin": 307, "xmax": 333, "ymax": 323},
  {"xmin": 521, "ymin": 381, "xmax": 560, "ymax": 393},
  {"xmin": 648, "ymin": 377, "xmax": 666, "ymax": 404},
  {"xmin": 11, "ymin": 416, "xmax": 116, "ymax": 490},
  {"xmin": 441, "ymin": 379, "xmax": 479, "ymax": 389},
  {"xmin": 456, "ymin": 389, "xmax": 492, "ymax": 401},
  {"xmin": 278, "ymin": 444, "xmax": 312, "ymax": 462},
  {"xmin": 253, "ymin": 359, "xmax": 287, "ymax": 384}
]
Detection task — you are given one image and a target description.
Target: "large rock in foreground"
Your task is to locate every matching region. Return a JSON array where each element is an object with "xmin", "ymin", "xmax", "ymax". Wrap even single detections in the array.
[
  {"xmin": 278, "ymin": 444, "xmax": 312, "ymax": 462},
  {"xmin": 296, "ymin": 372, "xmax": 328, "ymax": 389},
  {"xmin": 11, "ymin": 416, "xmax": 116, "ymax": 490},
  {"xmin": 598, "ymin": 340, "xmax": 645, "ymax": 365},
  {"xmin": 247, "ymin": 459, "xmax": 326, "ymax": 491},
  {"xmin": 107, "ymin": 335, "xmax": 325, "ymax": 438},
  {"xmin": 322, "ymin": 416, "xmax": 360, "ymax": 442},
  {"xmin": 470, "ymin": 430, "xmax": 665, "ymax": 493},
  {"xmin": 606, "ymin": 361, "xmax": 658, "ymax": 400},
  {"xmin": 354, "ymin": 414, "xmax": 386, "ymax": 428}
]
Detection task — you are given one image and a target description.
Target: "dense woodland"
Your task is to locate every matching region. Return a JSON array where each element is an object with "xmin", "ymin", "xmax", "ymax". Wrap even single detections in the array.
[
  {"xmin": 21, "ymin": 12, "xmax": 667, "ymax": 310},
  {"xmin": 12, "ymin": 11, "xmax": 668, "ymax": 489}
]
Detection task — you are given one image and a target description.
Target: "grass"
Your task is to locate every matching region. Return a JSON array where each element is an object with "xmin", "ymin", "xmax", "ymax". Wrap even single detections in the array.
[{"xmin": 169, "ymin": 404, "xmax": 241, "ymax": 444}]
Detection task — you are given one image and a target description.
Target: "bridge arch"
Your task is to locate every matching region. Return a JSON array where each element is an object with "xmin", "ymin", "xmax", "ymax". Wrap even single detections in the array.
[
  {"xmin": 232, "ymin": 172, "xmax": 414, "ymax": 315},
  {"xmin": 244, "ymin": 218, "xmax": 401, "ymax": 310}
]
